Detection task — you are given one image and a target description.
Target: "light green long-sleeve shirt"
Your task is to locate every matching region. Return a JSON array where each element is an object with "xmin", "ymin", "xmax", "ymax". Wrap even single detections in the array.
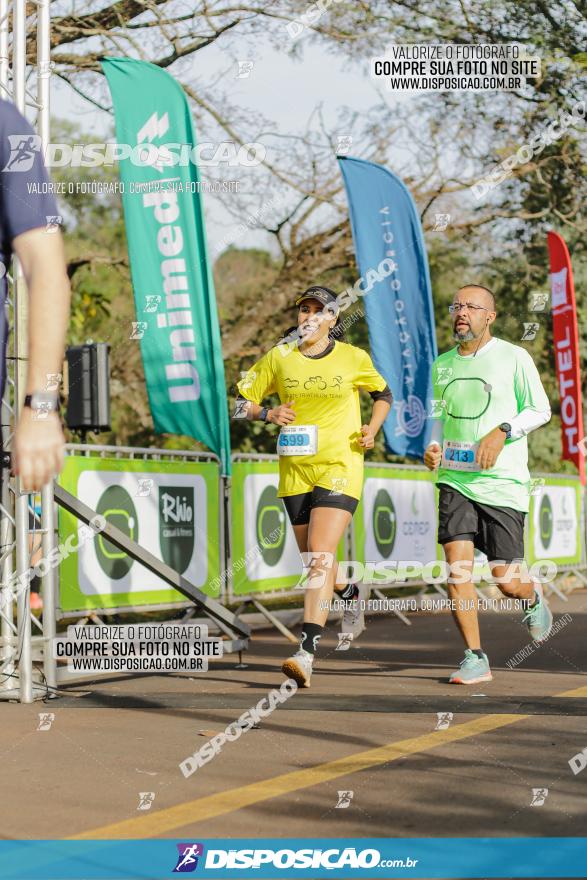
[{"xmin": 430, "ymin": 337, "xmax": 551, "ymax": 512}]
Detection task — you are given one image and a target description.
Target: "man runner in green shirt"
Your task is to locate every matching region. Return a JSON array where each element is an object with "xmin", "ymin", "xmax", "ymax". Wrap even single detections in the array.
[{"xmin": 424, "ymin": 284, "xmax": 553, "ymax": 684}]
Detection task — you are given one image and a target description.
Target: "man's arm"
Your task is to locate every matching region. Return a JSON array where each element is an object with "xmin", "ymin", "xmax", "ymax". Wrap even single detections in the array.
[
  {"xmin": 508, "ymin": 406, "xmax": 551, "ymax": 440},
  {"xmin": 424, "ymin": 361, "xmax": 444, "ymax": 470},
  {"xmin": 507, "ymin": 349, "xmax": 552, "ymax": 440},
  {"xmin": 477, "ymin": 350, "xmax": 551, "ymax": 469},
  {"xmin": 12, "ymin": 227, "xmax": 71, "ymax": 491}
]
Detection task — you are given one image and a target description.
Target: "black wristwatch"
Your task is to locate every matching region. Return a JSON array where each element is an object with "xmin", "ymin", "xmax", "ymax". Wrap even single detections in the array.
[
  {"xmin": 24, "ymin": 391, "xmax": 60, "ymax": 414},
  {"xmin": 498, "ymin": 422, "xmax": 512, "ymax": 440},
  {"xmin": 259, "ymin": 407, "xmax": 269, "ymax": 423}
]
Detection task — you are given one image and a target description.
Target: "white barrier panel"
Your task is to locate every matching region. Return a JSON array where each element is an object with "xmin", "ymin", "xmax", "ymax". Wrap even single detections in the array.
[
  {"xmin": 230, "ymin": 457, "xmax": 346, "ymax": 599},
  {"xmin": 529, "ymin": 479, "xmax": 582, "ymax": 566},
  {"xmin": 242, "ymin": 472, "xmax": 302, "ymax": 583},
  {"xmin": 76, "ymin": 470, "xmax": 209, "ymax": 595},
  {"xmin": 361, "ymin": 473, "xmax": 437, "ymax": 564},
  {"xmin": 352, "ymin": 466, "xmax": 438, "ymax": 578}
]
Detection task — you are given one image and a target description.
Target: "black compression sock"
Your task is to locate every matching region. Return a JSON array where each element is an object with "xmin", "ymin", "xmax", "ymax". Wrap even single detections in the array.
[
  {"xmin": 472, "ymin": 648, "xmax": 484, "ymax": 659},
  {"xmin": 300, "ymin": 622, "xmax": 323, "ymax": 655},
  {"xmin": 337, "ymin": 583, "xmax": 359, "ymax": 603}
]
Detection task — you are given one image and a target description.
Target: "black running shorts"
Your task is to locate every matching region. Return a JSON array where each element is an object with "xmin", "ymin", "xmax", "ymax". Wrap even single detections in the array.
[
  {"xmin": 437, "ymin": 484, "xmax": 526, "ymax": 562},
  {"xmin": 282, "ymin": 485, "xmax": 358, "ymax": 526}
]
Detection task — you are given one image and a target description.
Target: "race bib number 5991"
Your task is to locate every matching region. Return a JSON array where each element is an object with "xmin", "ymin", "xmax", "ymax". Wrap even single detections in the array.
[{"xmin": 277, "ymin": 425, "xmax": 318, "ymax": 456}]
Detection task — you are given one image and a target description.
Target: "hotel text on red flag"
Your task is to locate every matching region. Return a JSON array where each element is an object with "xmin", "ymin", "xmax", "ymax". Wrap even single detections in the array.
[{"xmin": 547, "ymin": 230, "xmax": 585, "ymax": 485}]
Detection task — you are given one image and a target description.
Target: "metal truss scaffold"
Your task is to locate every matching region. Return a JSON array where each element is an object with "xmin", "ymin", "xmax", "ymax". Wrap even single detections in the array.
[{"xmin": 0, "ymin": 0, "xmax": 54, "ymax": 703}]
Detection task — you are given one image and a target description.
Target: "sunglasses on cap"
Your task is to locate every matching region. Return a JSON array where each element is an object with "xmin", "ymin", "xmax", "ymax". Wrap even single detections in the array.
[{"xmin": 295, "ymin": 286, "xmax": 339, "ymax": 313}]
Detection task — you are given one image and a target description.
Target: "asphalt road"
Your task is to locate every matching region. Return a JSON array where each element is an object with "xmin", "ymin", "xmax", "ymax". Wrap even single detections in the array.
[{"xmin": 1, "ymin": 589, "xmax": 585, "ymax": 855}]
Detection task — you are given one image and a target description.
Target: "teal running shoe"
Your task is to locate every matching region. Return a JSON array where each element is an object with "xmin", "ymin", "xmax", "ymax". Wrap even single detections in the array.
[
  {"xmin": 449, "ymin": 649, "xmax": 492, "ymax": 685},
  {"xmin": 523, "ymin": 585, "xmax": 553, "ymax": 642}
]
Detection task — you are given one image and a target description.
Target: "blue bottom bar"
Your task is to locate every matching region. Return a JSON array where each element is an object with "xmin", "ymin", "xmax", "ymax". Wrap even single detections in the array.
[{"xmin": 0, "ymin": 838, "xmax": 584, "ymax": 879}]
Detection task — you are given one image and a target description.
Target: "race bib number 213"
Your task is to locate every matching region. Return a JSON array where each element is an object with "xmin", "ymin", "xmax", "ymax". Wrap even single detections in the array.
[{"xmin": 442, "ymin": 440, "xmax": 479, "ymax": 472}]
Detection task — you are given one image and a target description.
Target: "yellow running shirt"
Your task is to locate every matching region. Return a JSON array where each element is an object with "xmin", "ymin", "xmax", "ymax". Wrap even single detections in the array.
[{"xmin": 237, "ymin": 341, "xmax": 388, "ymax": 499}]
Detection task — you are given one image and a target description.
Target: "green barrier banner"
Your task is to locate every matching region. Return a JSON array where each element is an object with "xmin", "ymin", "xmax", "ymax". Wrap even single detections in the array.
[
  {"xmin": 528, "ymin": 477, "xmax": 583, "ymax": 567},
  {"xmin": 353, "ymin": 469, "xmax": 584, "ymax": 583},
  {"xmin": 102, "ymin": 58, "xmax": 231, "ymax": 475},
  {"xmin": 354, "ymin": 467, "xmax": 438, "ymax": 576},
  {"xmin": 58, "ymin": 456, "xmax": 220, "ymax": 613},
  {"xmin": 230, "ymin": 460, "xmax": 345, "ymax": 598}
]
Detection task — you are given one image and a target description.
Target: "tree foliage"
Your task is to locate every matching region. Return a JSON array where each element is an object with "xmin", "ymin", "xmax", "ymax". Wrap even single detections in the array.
[{"xmin": 38, "ymin": 0, "xmax": 585, "ymax": 474}]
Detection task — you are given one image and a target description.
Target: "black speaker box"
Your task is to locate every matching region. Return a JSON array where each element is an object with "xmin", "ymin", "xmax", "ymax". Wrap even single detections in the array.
[{"xmin": 65, "ymin": 343, "xmax": 110, "ymax": 432}]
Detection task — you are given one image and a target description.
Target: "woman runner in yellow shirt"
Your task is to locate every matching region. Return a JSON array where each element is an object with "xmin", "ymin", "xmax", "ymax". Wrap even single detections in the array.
[{"xmin": 235, "ymin": 286, "xmax": 392, "ymax": 688}]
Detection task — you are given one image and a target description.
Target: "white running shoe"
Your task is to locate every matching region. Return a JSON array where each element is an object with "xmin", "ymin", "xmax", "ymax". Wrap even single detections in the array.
[
  {"xmin": 341, "ymin": 584, "xmax": 369, "ymax": 640},
  {"xmin": 282, "ymin": 649, "xmax": 313, "ymax": 688}
]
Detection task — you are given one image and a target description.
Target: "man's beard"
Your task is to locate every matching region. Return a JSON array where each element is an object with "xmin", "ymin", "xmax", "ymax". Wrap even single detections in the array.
[{"xmin": 452, "ymin": 323, "xmax": 476, "ymax": 342}]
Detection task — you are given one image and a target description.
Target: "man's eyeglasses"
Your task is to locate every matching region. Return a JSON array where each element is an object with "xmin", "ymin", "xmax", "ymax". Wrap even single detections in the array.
[{"xmin": 448, "ymin": 302, "xmax": 491, "ymax": 314}]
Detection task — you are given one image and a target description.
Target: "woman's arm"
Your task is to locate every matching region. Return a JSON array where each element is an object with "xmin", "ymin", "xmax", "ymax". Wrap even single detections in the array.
[
  {"xmin": 233, "ymin": 397, "xmax": 264, "ymax": 420},
  {"xmin": 233, "ymin": 395, "xmax": 296, "ymax": 426},
  {"xmin": 358, "ymin": 399, "xmax": 392, "ymax": 448}
]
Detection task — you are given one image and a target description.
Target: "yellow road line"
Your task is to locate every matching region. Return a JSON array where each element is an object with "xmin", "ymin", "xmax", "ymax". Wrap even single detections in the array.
[
  {"xmin": 71, "ymin": 712, "xmax": 522, "ymax": 840},
  {"xmin": 72, "ymin": 682, "xmax": 587, "ymax": 840},
  {"xmin": 557, "ymin": 684, "xmax": 587, "ymax": 698}
]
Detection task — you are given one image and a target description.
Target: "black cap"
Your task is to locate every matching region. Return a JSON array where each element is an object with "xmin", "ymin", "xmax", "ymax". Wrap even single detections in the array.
[{"xmin": 295, "ymin": 286, "xmax": 339, "ymax": 310}]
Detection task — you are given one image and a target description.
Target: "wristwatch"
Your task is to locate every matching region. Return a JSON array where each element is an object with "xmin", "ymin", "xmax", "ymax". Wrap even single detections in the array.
[
  {"xmin": 24, "ymin": 391, "xmax": 60, "ymax": 413},
  {"xmin": 498, "ymin": 422, "xmax": 512, "ymax": 440},
  {"xmin": 259, "ymin": 407, "xmax": 269, "ymax": 423}
]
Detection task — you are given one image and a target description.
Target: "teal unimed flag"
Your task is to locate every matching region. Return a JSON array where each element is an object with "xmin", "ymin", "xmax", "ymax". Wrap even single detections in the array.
[{"xmin": 102, "ymin": 58, "xmax": 231, "ymax": 475}]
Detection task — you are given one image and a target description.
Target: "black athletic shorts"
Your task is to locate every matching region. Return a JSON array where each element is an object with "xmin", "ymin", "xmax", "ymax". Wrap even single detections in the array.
[
  {"xmin": 282, "ymin": 485, "xmax": 358, "ymax": 526},
  {"xmin": 437, "ymin": 484, "xmax": 526, "ymax": 562}
]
